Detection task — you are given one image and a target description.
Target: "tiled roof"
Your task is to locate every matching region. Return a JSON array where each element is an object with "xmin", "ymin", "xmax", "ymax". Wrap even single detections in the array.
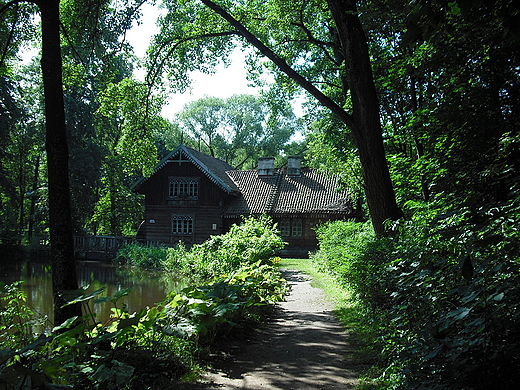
[
  {"xmin": 223, "ymin": 168, "xmax": 353, "ymax": 216},
  {"xmin": 133, "ymin": 146, "xmax": 354, "ymax": 216}
]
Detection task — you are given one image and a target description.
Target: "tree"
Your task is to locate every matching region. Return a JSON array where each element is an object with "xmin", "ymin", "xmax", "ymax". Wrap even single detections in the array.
[
  {"xmin": 358, "ymin": 0, "xmax": 520, "ymax": 210},
  {"xmin": 3, "ymin": 65, "xmax": 46, "ymax": 243},
  {"xmin": 177, "ymin": 94, "xmax": 296, "ymax": 168},
  {"xmin": 178, "ymin": 96, "xmax": 224, "ymax": 158},
  {"xmin": 0, "ymin": 0, "xmax": 148, "ymax": 324},
  {"xmin": 37, "ymin": 0, "xmax": 81, "ymax": 324},
  {"xmin": 151, "ymin": 0, "xmax": 402, "ymax": 234},
  {"xmin": 92, "ymin": 77, "xmax": 161, "ymax": 235}
]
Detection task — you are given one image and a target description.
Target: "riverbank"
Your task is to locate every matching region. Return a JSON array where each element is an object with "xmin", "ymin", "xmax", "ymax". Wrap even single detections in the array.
[{"xmin": 177, "ymin": 263, "xmax": 359, "ymax": 389}]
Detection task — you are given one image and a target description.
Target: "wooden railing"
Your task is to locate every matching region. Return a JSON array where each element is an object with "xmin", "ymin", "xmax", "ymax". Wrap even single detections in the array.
[
  {"xmin": 6, "ymin": 235, "xmax": 161, "ymax": 256},
  {"xmin": 73, "ymin": 236, "xmax": 136, "ymax": 254}
]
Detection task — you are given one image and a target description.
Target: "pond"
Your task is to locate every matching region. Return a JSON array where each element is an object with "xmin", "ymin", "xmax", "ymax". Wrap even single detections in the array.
[{"xmin": 0, "ymin": 256, "xmax": 185, "ymax": 328}]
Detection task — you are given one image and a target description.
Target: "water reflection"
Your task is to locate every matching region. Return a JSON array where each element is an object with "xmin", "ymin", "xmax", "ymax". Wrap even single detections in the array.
[{"xmin": 0, "ymin": 258, "xmax": 185, "ymax": 327}]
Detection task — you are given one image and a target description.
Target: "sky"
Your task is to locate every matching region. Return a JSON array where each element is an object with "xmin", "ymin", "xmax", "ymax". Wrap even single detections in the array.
[{"xmin": 126, "ymin": 3, "xmax": 264, "ymax": 120}]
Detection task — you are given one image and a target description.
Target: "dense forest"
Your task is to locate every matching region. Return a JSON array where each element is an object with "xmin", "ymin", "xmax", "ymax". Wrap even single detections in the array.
[{"xmin": 1, "ymin": 0, "xmax": 519, "ymax": 389}]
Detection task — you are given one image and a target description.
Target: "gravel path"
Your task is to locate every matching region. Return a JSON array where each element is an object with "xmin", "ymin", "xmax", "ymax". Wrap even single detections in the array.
[{"xmin": 180, "ymin": 269, "xmax": 358, "ymax": 389}]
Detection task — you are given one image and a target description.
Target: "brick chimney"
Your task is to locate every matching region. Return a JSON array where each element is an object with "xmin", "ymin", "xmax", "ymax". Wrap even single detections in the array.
[
  {"xmin": 287, "ymin": 155, "xmax": 301, "ymax": 176},
  {"xmin": 258, "ymin": 157, "xmax": 275, "ymax": 176}
]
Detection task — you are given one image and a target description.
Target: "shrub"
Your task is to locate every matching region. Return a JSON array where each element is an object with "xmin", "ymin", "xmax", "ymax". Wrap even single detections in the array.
[
  {"xmin": 114, "ymin": 242, "xmax": 168, "ymax": 268},
  {"xmin": 161, "ymin": 262, "xmax": 287, "ymax": 344},
  {"xmin": 311, "ymin": 220, "xmax": 390, "ymax": 309},
  {"xmin": 163, "ymin": 215, "xmax": 285, "ymax": 279},
  {"xmin": 312, "ymin": 202, "xmax": 520, "ymax": 389},
  {"xmin": 379, "ymin": 203, "xmax": 520, "ymax": 389},
  {"xmin": 0, "ymin": 281, "xmax": 43, "ymax": 349},
  {"xmin": 116, "ymin": 216, "xmax": 284, "ymax": 281}
]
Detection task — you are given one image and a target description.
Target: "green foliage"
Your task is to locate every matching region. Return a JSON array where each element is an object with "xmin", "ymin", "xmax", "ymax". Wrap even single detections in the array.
[
  {"xmin": 306, "ymin": 131, "xmax": 364, "ymax": 203},
  {"xmin": 115, "ymin": 242, "xmax": 168, "ymax": 268},
  {"xmin": 312, "ymin": 198, "xmax": 520, "ymax": 389},
  {"xmin": 177, "ymin": 94, "xmax": 297, "ymax": 168},
  {"xmin": 162, "ymin": 262, "xmax": 287, "ymax": 344},
  {"xmin": 0, "ymin": 261, "xmax": 286, "ymax": 389},
  {"xmin": 163, "ymin": 215, "xmax": 285, "ymax": 279},
  {"xmin": 310, "ymin": 221, "xmax": 388, "ymax": 309},
  {"xmin": 380, "ymin": 201, "xmax": 520, "ymax": 389},
  {"xmin": 116, "ymin": 215, "xmax": 285, "ymax": 280},
  {"xmin": 0, "ymin": 281, "xmax": 44, "ymax": 349}
]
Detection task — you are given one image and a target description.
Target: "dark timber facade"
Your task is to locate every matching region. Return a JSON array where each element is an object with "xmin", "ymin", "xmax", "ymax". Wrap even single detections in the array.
[{"xmin": 133, "ymin": 145, "xmax": 361, "ymax": 255}]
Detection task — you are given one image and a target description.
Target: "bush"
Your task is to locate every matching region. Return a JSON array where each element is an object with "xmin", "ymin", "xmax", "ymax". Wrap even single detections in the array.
[
  {"xmin": 162, "ymin": 262, "xmax": 287, "ymax": 344},
  {"xmin": 162, "ymin": 215, "xmax": 285, "ymax": 279},
  {"xmin": 379, "ymin": 203, "xmax": 520, "ymax": 389},
  {"xmin": 312, "ymin": 202, "xmax": 520, "ymax": 389},
  {"xmin": 116, "ymin": 216, "xmax": 284, "ymax": 281},
  {"xmin": 114, "ymin": 242, "xmax": 167, "ymax": 268},
  {"xmin": 311, "ymin": 220, "xmax": 390, "ymax": 309}
]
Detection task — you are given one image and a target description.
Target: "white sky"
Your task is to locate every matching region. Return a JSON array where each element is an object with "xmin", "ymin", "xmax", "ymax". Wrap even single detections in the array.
[
  {"xmin": 20, "ymin": 2, "xmax": 303, "ymax": 129},
  {"xmin": 126, "ymin": 2, "xmax": 264, "ymax": 120}
]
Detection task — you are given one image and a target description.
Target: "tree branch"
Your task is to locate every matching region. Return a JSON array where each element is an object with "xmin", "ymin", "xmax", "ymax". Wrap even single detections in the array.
[
  {"xmin": 199, "ymin": 0, "xmax": 354, "ymax": 128},
  {"xmin": 117, "ymin": 0, "xmax": 149, "ymax": 54},
  {"xmin": 145, "ymin": 30, "xmax": 239, "ymax": 94},
  {"xmin": 0, "ymin": 6, "xmax": 18, "ymax": 69},
  {"xmin": 59, "ymin": 20, "xmax": 86, "ymax": 67},
  {"xmin": 0, "ymin": 0, "xmax": 31, "ymax": 69},
  {"xmin": 294, "ymin": 5, "xmax": 339, "ymax": 66}
]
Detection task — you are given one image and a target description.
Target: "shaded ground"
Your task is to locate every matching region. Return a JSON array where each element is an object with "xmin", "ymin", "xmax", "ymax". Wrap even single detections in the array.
[{"xmin": 178, "ymin": 269, "xmax": 358, "ymax": 389}]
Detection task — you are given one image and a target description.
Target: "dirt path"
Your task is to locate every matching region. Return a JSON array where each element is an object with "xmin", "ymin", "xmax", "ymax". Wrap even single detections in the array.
[{"xmin": 179, "ymin": 269, "xmax": 358, "ymax": 389}]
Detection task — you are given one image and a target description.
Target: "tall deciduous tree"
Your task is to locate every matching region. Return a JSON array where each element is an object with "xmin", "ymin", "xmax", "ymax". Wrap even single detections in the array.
[
  {"xmin": 325, "ymin": 0, "xmax": 403, "ymax": 230},
  {"xmin": 37, "ymin": 0, "xmax": 80, "ymax": 324},
  {"xmin": 151, "ymin": 0, "xmax": 402, "ymax": 234},
  {"xmin": 177, "ymin": 94, "xmax": 296, "ymax": 168},
  {"xmin": 93, "ymin": 77, "xmax": 161, "ymax": 235}
]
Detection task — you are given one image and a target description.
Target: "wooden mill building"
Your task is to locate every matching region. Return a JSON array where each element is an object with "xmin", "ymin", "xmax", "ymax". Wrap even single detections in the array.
[{"xmin": 132, "ymin": 145, "xmax": 361, "ymax": 255}]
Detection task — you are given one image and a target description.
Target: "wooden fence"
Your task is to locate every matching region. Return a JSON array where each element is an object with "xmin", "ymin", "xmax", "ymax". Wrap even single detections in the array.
[
  {"xmin": 73, "ymin": 236, "xmax": 136, "ymax": 254},
  {"xmin": 4, "ymin": 235, "xmax": 161, "ymax": 258}
]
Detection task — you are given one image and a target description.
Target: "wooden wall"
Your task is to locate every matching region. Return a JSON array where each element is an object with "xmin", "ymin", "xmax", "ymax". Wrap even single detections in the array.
[
  {"xmin": 138, "ymin": 161, "xmax": 227, "ymax": 207},
  {"xmin": 137, "ymin": 160, "xmax": 229, "ymax": 246},
  {"xmin": 136, "ymin": 159, "xmax": 357, "ymax": 252}
]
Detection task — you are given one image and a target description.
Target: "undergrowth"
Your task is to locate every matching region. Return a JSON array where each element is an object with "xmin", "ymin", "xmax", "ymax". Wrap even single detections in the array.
[
  {"xmin": 310, "ymin": 199, "xmax": 520, "ymax": 390},
  {"xmin": 116, "ymin": 215, "xmax": 284, "ymax": 281},
  {"xmin": 1, "ymin": 216, "xmax": 287, "ymax": 389}
]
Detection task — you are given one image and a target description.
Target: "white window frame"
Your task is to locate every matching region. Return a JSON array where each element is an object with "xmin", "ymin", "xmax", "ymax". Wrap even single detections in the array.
[
  {"xmin": 171, "ymin": 214, "xmax": 194, "ymax": 235},
  {"xmin": 168, "ymin": 177, "xmax": 199, "ymax": 199}
]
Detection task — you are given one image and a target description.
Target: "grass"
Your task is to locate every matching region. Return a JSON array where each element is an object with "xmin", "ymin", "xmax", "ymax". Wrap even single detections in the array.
[{"xmin": 279, "ymin": 258, "xmax": 385, "ymax": 390}]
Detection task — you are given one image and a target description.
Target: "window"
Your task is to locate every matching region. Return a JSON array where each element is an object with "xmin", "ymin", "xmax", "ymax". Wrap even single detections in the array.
[
  {"xmin": 279, "ymin": 220, "xmax": 290, "ymax": 236},
  {"xmin": 172, "ymin": 215, "xmax": 193, "ymax": 235},
  {"xmin": 169, "ymin": 177, "xmax": 198, "ymax": 199},
  {"xmin": 279, "ymin": 219, "xmax": 303, "ymax": 237},
  {"xmin": 292, "ymin": 220, "xmax": 303, "ymax": 237}
]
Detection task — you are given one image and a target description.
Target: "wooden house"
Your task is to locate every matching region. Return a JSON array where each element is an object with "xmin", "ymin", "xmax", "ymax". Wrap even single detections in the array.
[{"xmin": 133, "ymin": 145, "xmax": 361, "ymax": 255}]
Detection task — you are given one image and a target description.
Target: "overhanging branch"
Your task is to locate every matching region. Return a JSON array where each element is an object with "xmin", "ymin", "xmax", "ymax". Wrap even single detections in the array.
[
  {"xmin": 199, "ymin": 0, "xmax": 354, "ymax": 128},
  {"xmin": 0, "ymin": 0, "xmax": 31, "ymax": 69}
]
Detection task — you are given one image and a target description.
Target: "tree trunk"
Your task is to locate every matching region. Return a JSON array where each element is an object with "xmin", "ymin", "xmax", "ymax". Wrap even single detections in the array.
[
  {"xmin": 326, "ymin": 0, "xmax": 403, "ymax": 234},
  {"xmin": 38, "ymin": 0, "xmax": 81, "ymax": 325},
  {"xmin": 28, "ymin": 153, "xmax": 40, "ymax": 241}
]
